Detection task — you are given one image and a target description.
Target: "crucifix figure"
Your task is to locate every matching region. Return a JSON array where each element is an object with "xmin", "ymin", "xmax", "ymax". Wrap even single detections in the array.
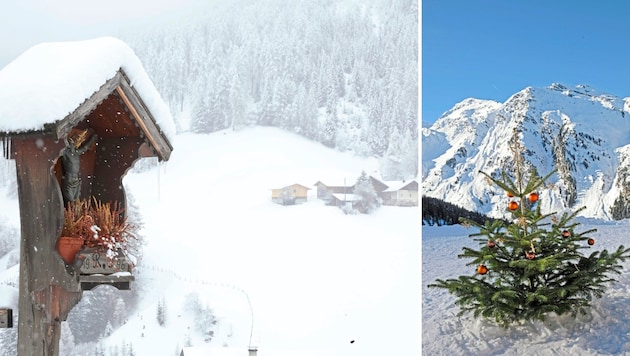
[{"xmin": 61, "ymin": 129, "xmax": 98, "ymax": 204}]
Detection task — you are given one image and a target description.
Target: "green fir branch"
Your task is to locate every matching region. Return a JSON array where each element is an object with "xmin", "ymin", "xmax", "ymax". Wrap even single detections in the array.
[{"xmin": 428, "ymin": 131, "xmax": 630, "ymax": 328}]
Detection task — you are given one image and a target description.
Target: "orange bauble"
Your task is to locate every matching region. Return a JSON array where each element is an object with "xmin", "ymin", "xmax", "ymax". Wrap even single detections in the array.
[
  {"xmin": 508, "ymin": 201, "xmax": 519, "ymax": 211},
  {"xmin": 477, "ymin": 264, "xmax": 488, "ymax": 275},
  {"xmin": 507, "ymin": 191, "xmax": 515, "ymax": 198},
  {"xmin": 588, "ymin": 238, "xmax": 595, "ymax": 246},
  {"xmin": 528, "ymin": 192, "xmax": 539, "ymax": 203},
  {"xmin": 562, "ymin": 230, "xmax": 571, "ymax": 238},
  {"xmin": 487, "ymin": 240, "xmax": 496, "ymax": 248}
]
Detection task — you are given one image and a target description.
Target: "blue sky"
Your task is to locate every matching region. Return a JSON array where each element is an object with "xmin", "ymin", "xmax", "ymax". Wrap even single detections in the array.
[{"xmin": 422, "ymin": 0, "xmax": 630, "ymax": 125}]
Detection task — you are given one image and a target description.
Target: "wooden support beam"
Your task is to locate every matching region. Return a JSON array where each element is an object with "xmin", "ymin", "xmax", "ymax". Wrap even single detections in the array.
[
  {"xmin": 55, "ymin": 71, "xmax": 123, "ymax": 140},
  {"xmin": 12, "ymin": 137, "xmax": 82, "ymax": 356},
  {"xmin": 79, "ymin": 274, "xmax": 134, "ymax": 291},
  {"xmin": 115, "ymin": 73, "xmax": 172, "ymax": 161},
  {"xmin": 0, "ymin": 308, "xmax": 13, "ymax": 328}
]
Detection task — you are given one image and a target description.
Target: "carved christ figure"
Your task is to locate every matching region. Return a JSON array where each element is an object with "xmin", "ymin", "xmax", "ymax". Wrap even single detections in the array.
[{"xmin": 61, "ymin": 129, "xmax": 98, "ymax": 204}]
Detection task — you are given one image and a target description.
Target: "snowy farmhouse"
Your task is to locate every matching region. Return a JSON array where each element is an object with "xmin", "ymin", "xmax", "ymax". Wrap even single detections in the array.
[
  {"xmin": 377, "ymin": 179, "xmax": 418, "ymax": 206},
  {"xmin": 270, "ymin": 183, "xmax": 311, "ymax": 205},
  {"xmin": 0, "ymin": 37, "xmax": 175, "ymax": 355},
  {"xmin": 315, "ymin": 176, "xmax": 418, "ymax": 207},
  {"xmin": 313, "ymin": 180, "xmax": 354, "ymax": 203}
]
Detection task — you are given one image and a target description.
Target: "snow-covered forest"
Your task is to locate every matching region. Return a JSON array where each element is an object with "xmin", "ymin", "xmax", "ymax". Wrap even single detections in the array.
[{"xmin": 121, "ymin": 0, "xmax": 418, "ymax": 180}]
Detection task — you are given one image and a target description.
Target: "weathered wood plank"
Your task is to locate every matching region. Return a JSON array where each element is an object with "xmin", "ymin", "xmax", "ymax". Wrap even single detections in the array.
[
  {"xmin": 79, "ymin": 274, "xmax": 134, "ymax": 291},
  {"xmin": 76, "ymin": 248, "xmax": 133, "ymax": 275},
  {"xmin": 54, "ymin": 71, "xmax": 123, "ymax": 140},
  {"xmin": 91, "ymin": 136, "xmax": 142, "ymax": 205},
  {"xmin": 0, "ymin": 308, "xmax": 12, "ymax": 328},
  {"xmin": 116, "ymin": 70, "xmax": 172, "ymax": 160},
  {"xmin": 13, "ymin": 137, "xmax": 82, "ymax": 356}
]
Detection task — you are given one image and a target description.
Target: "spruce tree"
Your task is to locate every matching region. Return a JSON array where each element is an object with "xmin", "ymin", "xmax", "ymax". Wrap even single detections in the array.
[
  {"xmin": 429, "ymin": 128, "xmax": 630, "ymax": 327},
  {"xmin": 157, "ymin": 297, "xmax": 167, "ymax": 327},
  {"xmin": 353, "ymin": 171, "xmax": 381, "ymax": 214}
]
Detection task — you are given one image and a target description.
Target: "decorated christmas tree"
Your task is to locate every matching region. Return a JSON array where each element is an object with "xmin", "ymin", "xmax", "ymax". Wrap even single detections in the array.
[{"xmin": 428, "ymin": 128, "xmax": 630, "ymax": 327}]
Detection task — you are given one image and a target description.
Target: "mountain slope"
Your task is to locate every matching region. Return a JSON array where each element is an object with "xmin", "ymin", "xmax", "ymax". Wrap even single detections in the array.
[
  {"xmin": 121, "ymin": 0, "xmax": 418, "ymax": 179},
  {"xmin": 0, "ymin": 127, "xmax": 419, "ymax": 355},
  {"xmin": 422, "ymin": 83, "xmax": 630, "ymax": 220}
]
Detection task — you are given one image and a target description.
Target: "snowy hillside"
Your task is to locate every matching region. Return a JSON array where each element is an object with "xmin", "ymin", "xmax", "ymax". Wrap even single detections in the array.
[
  {"xmin": 423, "ymin": 221, "xmax": 630, "ymax": 355},
  {"xmin": 121, "ymin": 0, "xmax": 418, "ymax": 180},
  {"xmin": 0, "ymin": 127, "xmax": 419, "ymax": 355},
  {"xmin": 422, "ymin": 83, "xmax": 630, "ymax": 220}
]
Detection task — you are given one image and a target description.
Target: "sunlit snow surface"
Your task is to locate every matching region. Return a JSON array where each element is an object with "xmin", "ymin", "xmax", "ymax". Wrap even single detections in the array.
[
  {"xmin": 423, "ymin": 220, "xmax": 630, "ymax": 355},
  {"xmin": 422, "ymin": 84, "xmax": 630, "ymax": 220}
]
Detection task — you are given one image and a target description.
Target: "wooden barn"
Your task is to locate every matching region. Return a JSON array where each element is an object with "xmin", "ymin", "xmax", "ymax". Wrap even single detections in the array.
[
  {"xmin": 330, "ymin": 192, "xmax": 359, "ymax": 209},
  {"xmin": 271, "ymin": 183, "xmax": 311, "ymax": 205},
  {"xmin": 0, "ymin": 37, "xmax": 174, "ymax": 355},
  {"xmin": 313, "ymin": 180, "xmax": 354, "ymax": 202}
]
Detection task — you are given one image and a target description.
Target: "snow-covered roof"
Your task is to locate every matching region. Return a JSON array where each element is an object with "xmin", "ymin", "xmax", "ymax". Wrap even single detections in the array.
[
  {"xmin": 332, "ymin": 193, "xmax": 359, "ymax": 202},
  {"xmin": 314, "ymin": 180, "xmax": 355, "ymax": 188},
  {"xmin": 0, "ymin": 36, "xmax": 175, "ymax": 143},
  {"xmin": 382, "ymin": 179, "xmax": 418, "ymax": 192},
  {"xmin": 277, "ymin": 183, "xmax": 311, "ymax": 190}
]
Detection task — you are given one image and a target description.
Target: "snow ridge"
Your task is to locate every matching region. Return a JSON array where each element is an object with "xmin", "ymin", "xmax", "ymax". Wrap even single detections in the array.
[{"xmin": 422, "ymin": 83, "xmax": 630, "ymax": 220}]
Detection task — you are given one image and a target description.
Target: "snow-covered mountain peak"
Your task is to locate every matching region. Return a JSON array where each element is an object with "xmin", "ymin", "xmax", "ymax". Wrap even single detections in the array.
[
  {"xmin": 423, "ymin": 83, "xmax": 630, "ymax": 220},
  {"xmin": 431, "ymin": 98, "xmax": 501, "ymax": 141},
  {"xmin": 552, "ymin": 83, "xmax": 624, "ymax": 111}
]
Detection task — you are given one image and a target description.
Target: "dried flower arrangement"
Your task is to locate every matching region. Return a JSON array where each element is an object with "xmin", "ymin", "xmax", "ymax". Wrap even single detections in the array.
[{"xmin": 61, "ymin": 197, "xmax": 138, "ymax": 259}]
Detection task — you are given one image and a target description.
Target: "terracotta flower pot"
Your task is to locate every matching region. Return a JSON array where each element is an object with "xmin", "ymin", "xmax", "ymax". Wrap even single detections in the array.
[{"xmin": 56, "ymin": 236, "xmax": 84, "ymax": 264}]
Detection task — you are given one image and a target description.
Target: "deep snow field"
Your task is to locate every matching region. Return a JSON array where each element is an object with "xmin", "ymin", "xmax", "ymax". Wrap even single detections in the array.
[
  {"xmin": 422, "ymin": 219, "xmax": 630, "ymax": 355},
  {"xmin": 0, "ymin": 127, "xmax": 419, "ymax": 355}
]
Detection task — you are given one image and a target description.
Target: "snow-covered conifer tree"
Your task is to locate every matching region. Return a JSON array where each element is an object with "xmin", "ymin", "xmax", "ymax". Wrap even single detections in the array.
[
  {"xmin": 429, "ymin": 129, "xmax": 630, "ymax": 327},
  {"xmin": 353, "ymin": 171, "xmax": 382, "ymax": 214},
  {"xmin": 156, "ymin": 297, "xmax": 167, "ymax": 327}
]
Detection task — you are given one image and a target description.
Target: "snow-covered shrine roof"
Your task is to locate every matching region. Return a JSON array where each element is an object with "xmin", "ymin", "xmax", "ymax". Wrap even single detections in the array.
[{"xmin": 0, "ymin": 37, "xmax": 175, "ymax": 146}]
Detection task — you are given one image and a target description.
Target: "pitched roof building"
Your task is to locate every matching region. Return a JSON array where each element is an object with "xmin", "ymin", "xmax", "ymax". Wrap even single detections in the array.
[{"xmin": 0, "ymin": 37, "xmax": 174, "ymax": 355}]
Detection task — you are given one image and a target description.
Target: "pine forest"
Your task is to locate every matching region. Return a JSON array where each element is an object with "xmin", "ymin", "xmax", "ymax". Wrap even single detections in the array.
[{"xmin": 121, "ymin": 0, "xmax": 418, "ymax": 180}]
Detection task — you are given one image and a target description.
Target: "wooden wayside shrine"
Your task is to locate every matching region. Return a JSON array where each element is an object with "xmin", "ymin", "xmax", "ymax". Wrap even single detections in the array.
[{"xmin": 1, "ymin": 68, "xmax": 173, "ymax": 355}]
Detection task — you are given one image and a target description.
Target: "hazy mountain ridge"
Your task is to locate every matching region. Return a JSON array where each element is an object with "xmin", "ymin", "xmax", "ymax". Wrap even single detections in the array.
[{"xmin": 422, "ymin": 83, "xmax": 630, "ymax": 220}]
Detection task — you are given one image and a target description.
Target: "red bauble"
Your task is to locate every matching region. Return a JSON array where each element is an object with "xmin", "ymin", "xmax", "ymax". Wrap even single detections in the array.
[
  {"xmin": 588, "ymin": 238, "xmax": 595, "ymax": 246},
  {"xmin": 508, "ymin": 201, "xmax": 519, "ymax": 211},
  {"xmin": 487, "ymin": 240, "xmax": 496, "ymax": 248},
  {"xmin": 562, "ymin": 230, "xmax": 570, "ymax": 238},
  {"xmin": 477, "ymin": 264, "xmax": 488, "ymax": 275},
  {"xmin": 528, "ymin": 192, "xmax": 539, "ymax": 203},
  {"xmin": 525, "ymin": 251, "xmax": 536, "ymax": 260}
]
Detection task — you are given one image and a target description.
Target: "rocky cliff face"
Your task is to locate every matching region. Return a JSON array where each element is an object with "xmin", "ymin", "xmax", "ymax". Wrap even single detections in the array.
[{"xmin": 422, "ymin": 83, "xmax": 630, "ymax": 220}]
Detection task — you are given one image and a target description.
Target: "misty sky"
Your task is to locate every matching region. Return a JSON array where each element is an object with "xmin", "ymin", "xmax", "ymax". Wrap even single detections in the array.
[{"xmin": 0, "ymin": 0, "xmax": 212, "ymax": 67}]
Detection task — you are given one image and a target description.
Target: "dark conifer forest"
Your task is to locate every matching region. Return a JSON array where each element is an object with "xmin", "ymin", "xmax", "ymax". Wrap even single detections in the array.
[{"xmin": 422, "ymin": 196, "xmax": 496, "ymax": 226}]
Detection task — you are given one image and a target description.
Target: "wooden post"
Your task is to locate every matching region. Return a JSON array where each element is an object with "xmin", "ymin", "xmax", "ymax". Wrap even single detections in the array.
[
  {"xmin": 2, "ymin": 67, "xmax": 173, "ymax": 355},
  {"xmin": 12, "ymin": 137, "xmax": 82, "ymax": 356},
  {"xmin": 0, "ymin": 308, "xmax": 12, "ymax": 328}
]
